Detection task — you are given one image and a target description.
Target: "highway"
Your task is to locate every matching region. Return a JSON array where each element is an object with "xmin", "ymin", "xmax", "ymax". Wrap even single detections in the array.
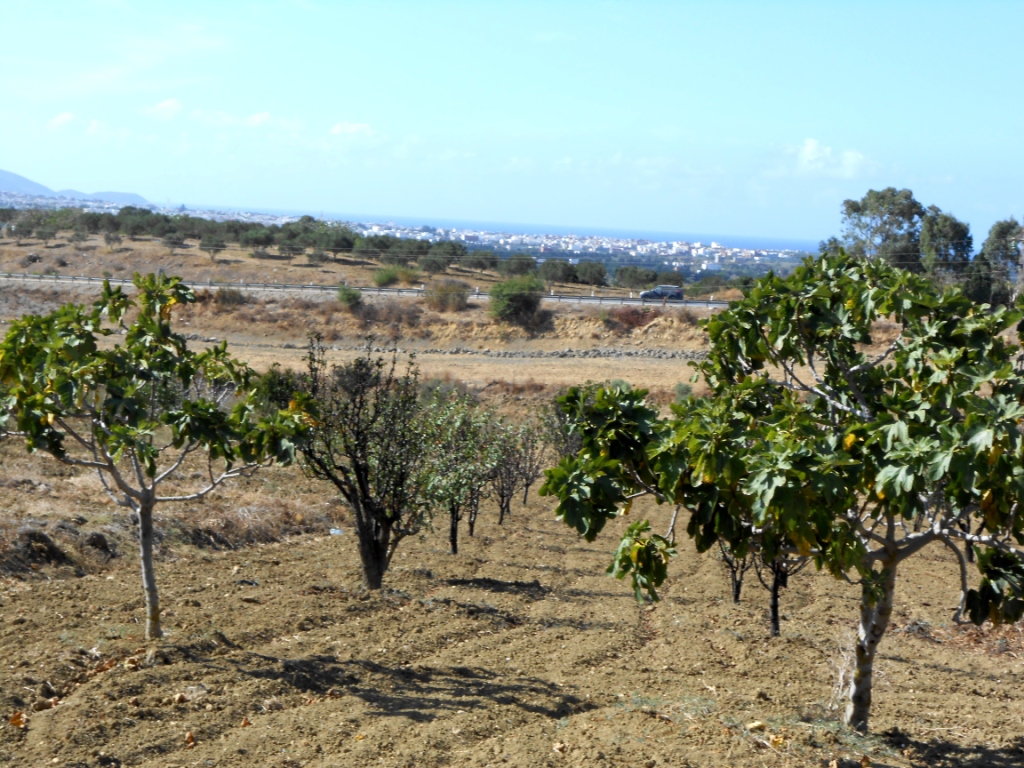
[{"xmin": 0, "ymin": 271, "xmax": 730, "ymax": 309}]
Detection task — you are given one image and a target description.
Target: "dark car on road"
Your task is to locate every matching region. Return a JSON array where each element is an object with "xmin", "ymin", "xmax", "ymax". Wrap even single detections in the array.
[{"xmin": 639, "ymin": 285, "xmax": 684, "ymax": 301}]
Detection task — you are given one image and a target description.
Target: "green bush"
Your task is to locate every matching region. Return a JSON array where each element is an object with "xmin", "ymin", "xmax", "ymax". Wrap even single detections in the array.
[
  {"xmin": 337, "ymin": 285, "xmax": 364, "ymax": 311},
  {"xmin": 576, "ymin": 260, "xmax": 608, "ymax": 286},
  {"xmin": 373, "ymin": 266, "xmax": 401, "ymax": 287},
  {"xmin": 425, "ymin": 280, "xmax": 469, "ymax": 312},
  {"xmin": 498, "ymin": 254, "xmax": 537, "ymax": 276},
  {"xmin": 489, "ymin": 275, "xmax": 544, "ymax": 324},
  {"xmin": 419, "ymin": 253, "xmax": 449, "ymax": 275},
  {"xmin": 538, "ymin": 258, "xmax": 576, "ymax": 284},
  {"xmin": 373, "ymin": 266, "xmax": 421, "ymax": 287},
  {"xmin": 615, "ymin": 265, "xmax": 658, "ymax": 288},
  {"xmin": 674, "ymin": 382, "xmax": 693, "ymax": 402}
]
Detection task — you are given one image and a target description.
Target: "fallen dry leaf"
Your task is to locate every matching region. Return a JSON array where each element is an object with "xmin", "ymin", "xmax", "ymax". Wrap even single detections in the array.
[
  {"xmin": 552, "ymin": 741, "xmax": 568, "ymax": 754},
  {"xmin": 746, "ymin": 720, "xmax": 766, "ymax": 731},
  {"xmin": 241, "ymin": 716, "xmax": 251, "ymax": 727},
  {"xmin": 8, "ymin": 712, "xmax": 27, "ymax": 729},
  {"xmin": 185, "ymin": 730, "xmax": 196, "ymax": 748}
]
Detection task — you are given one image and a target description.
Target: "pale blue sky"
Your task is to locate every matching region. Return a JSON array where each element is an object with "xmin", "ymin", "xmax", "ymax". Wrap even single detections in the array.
[{"xmin": 1, "ymin": 0, "xmax": 1021, "ymax": 242}]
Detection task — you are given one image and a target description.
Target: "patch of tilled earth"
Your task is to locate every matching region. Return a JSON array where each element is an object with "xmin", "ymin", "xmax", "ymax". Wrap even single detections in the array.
[{"xmin": 1, "ymin": 498, "xmax": 1022, "ymax": 767}]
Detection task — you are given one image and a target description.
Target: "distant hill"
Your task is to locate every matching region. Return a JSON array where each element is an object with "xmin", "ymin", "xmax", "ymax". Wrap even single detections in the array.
[
  {"xmin": 0, "ymin": 169, "xmax": 148, "ymax": 207},
  {"xmin": 55, "ymin": 189, "xmax": 151, "ymax": 206},
  {"xmin": 0, "ymin": 169, "xmax": 54, "ymax": 197}
]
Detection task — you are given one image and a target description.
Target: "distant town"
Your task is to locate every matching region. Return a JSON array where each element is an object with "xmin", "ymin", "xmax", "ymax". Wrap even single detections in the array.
[{"xmin": 0, "ymin": 187, "xmax": 810, "ymax": 279}]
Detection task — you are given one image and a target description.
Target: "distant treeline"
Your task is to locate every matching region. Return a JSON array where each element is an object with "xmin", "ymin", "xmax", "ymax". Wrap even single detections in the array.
[{"xmin": 0, "ymin": 205, "xmax": 745, "ymax": 290}]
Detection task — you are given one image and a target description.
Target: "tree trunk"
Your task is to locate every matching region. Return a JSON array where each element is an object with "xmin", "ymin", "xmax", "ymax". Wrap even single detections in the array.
[
  {"xmin": 449, "ymin": 503, "xmax": 460, "ymax": 555},
  {"xmin": 354, "ymin": 504, "xmax": 389, "ymax": 590},
  {"xmin": 522, "ymin": 482, "xmax": 532, "ymax": 505},
  {"xmin": 844, "ymin": 564, "xmax": 897, "ymax": 732},
  {"xmin": 731, "ymin": 569, "xmax": 743, "ymax": 603},
  {"xmin": 498, "ymin": 496, "xmax": 510, "ymax": 525},
  {"xmin": 467, "ymin": 489, "xmax": 480, "ymax": 537},
  {"xmin": 138, "ymin": 494, "xmax": 162, "ymax": 640},
  {"xmin": 769, "ymin": 562, "xmax": 783, "ymax": 638}
]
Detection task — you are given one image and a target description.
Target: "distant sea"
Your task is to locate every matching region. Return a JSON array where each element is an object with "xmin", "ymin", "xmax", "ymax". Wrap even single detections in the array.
[{"xmin": 183, "ymin": 202, "xmax": 821, "ymax": 253}]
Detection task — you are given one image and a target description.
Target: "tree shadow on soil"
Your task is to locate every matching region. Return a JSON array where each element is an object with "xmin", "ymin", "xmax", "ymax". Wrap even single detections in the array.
[
  {"xmin": 882, "ymin": 728, "xmax": 1024, "ymax": 768},
  {"xmin": 445, "ymin": 577, "xmax": 550, "ymax": 600},
  {"xmin": 234, "ymin": 653, "xmax": 592, "ymax": 722}
]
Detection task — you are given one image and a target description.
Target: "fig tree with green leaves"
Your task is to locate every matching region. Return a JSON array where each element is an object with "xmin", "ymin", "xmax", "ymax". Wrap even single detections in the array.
[
  {"xmin": 0, "ymin": 274, "xmax": 305, "ymax": 640},
  {"xmin": 541, "ymin": 252, "xmax": 1024, "ymax": 732}
]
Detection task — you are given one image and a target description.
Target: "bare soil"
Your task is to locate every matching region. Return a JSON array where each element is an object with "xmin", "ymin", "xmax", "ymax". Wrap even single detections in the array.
[
  {"xmin": 1, "ymin": 449, "xmax": 1023, "ymax": 768},
  {"xmin": 0, "ymin": 258, "xmax": 1022, "ymax": 767}
]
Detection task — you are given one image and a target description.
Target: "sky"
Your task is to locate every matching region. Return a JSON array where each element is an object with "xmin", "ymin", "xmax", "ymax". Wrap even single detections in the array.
[{"xmin": 1, "ymin": 0, "xmax": 1022, "ymax": 244}]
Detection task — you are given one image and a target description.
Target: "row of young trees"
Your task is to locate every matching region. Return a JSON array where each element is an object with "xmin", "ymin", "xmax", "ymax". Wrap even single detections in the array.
[
  {"xmin": 0, "ymin": 274, "xmax": 562, "ymax": 641},
  {"xmin": 261, "ymin": 337, "xmax": 550, "ymax": 581},
  {"xmin": 541, "ymin": 251, "xmax": 1024, "ymax": 733}
]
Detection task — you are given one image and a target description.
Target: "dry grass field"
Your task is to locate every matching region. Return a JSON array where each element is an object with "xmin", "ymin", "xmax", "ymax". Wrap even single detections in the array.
[{"xmin": 0, "ymin": 246, "xmax": 1021, "ymax": 767}]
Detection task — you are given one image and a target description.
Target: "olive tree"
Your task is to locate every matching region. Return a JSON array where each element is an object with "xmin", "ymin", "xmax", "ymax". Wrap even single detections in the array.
[
  {"xmin": 0, "ymin": 274, "xmax": 304, "ymax": 640},
  {"xmin": 541, "ymin": 252, "xmax": 1024, "ymax": 732}
]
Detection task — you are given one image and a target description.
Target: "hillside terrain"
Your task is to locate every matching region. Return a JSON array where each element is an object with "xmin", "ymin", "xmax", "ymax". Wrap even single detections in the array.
[{"xmin": 0, "ymin": 242, "xmax": 1020, "ymax": 767}]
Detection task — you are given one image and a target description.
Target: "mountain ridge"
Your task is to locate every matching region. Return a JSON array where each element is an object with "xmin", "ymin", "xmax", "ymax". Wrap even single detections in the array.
[{"xmin": 0, "ymin": 169, "xmax": 148, "ymax": 207}]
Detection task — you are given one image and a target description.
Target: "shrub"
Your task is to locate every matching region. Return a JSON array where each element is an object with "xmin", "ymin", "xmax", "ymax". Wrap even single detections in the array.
[
  {"xmin": 376, "ymin": 299, "xmax": 422, "ymax": 326},
  {"xmin": 337, "ymin": 285, "xmax": 364, "ymax": 311},
  {"xmin": 373, "ymin": 266, "xmax": 401, "ymax": 287},
  {"xmin": 605, "ymin": 306, "xmax": 661, "ymax": 329},
  {"xmin": 373, "ymin": 266, "xmax": 421, "ymax": 287},
  {"xmin": 490, "ymin": 275, "xmax": 544, "ymax": 324},
  {"xmin": 425, "ymin": 279, "xmax": 470, "ymax": 312},
  {"xmin": 615, "ymin": 265, "xmax": 658, "ymax": 288},
  {"xmin": 498, "ymin": 254, "xmax": 537, "ymax": 276},
  {"xmin": 307, "ymin": 249, "xmax": 330, "ymax": 265},
  {"xmin": 674, "ymin": 382, "xmax": 693, "ymax": 401},
  {"xmin": 214, "ymin": 287, "xmax": 248, "ymax": 306},
  {"xmin": 538, "ymin": 259, "xmax": 576, "ymax": 284},
  {"xmin": 576, "ymin": 260, "xmax": 608, "ymax": 286},
  {"xmin": 419, "ymin": 253, "xmax": 450, "ymax": 275}
]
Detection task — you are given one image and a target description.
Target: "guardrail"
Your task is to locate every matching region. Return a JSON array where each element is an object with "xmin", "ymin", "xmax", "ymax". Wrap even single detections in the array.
[{"xmin": 0, "ymin": 271, "xmax": 729, "ymax": 308}]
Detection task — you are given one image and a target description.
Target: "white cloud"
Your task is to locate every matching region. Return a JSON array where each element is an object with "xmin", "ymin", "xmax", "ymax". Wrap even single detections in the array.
[
  {"xmin": 330, "ymin": 122, "xmax": 372, "ymax": 136},
  {"xmin": 146, "ymin": 98, "xmax": 181, "ymax": 120},
  {"xmin": 191, "ymin": 109, "xmax": 282, "ymax": 129},
  {"xmin": 793, "ymin": 138, "xmax": 868, "ymax": 179},
  {"xmin": 48, "ymin": 112, "xmax": 75, "ymax": 129},
  {"xmin": 244, "ymin": 112, "xmax": 271, "ymax": 127}
]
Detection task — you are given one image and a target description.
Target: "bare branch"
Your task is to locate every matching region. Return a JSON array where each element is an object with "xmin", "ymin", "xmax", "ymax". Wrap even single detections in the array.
[
  {"xmin": 849, "ymin": 333, "xmax": 902, "ymax": 373},
  {"xmin": 939, "ymin": 535, "xmax": 970, "ymax": 624}
]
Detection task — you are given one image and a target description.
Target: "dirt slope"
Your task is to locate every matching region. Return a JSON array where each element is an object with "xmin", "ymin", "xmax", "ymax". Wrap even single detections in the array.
[{"xmin": 1, "ymin": 483, "xmax": 1022, "ymax": 768}]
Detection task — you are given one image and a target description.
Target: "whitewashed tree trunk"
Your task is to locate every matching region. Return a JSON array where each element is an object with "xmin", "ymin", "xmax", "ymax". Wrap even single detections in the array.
[{"xmin": 844, "ymin": 563, "xmax": 897, "ymax": 732}]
